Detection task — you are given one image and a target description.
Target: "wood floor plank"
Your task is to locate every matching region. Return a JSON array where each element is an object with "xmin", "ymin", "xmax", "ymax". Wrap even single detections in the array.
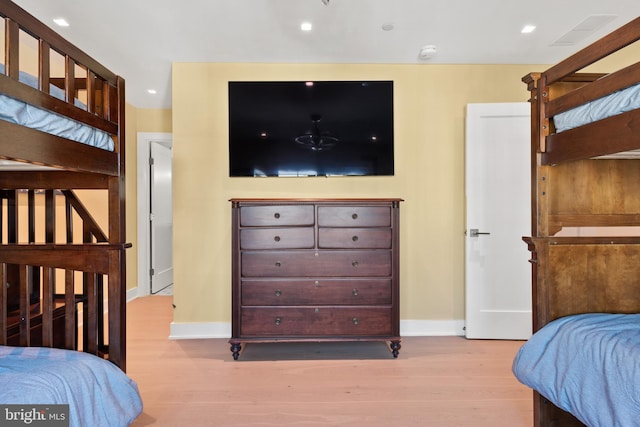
[{"xmin": 127, "ymin": 296, "xmax": 533, "ymax": 426}]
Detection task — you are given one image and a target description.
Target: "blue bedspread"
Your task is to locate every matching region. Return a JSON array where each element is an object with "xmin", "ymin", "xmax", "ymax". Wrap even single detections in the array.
[
  {"xmin": 0, "ymin": 65, "xmax": 114, "ymax": 151},
  {"xmin": 0, "ymin": 346, "xmax": 142, "ymax": 427},
  {"xmin": 554, "ymin": 83, "xmax": 640, "ymax": 132},
  {"xmin": 512, "ymin": 313, "xmax": 640, "ymax": 427}
]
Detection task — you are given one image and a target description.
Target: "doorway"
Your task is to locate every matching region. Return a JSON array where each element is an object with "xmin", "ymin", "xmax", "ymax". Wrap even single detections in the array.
[{"xmin": 137, "ymin": 132, "xmax": 173, "ymax": 296}]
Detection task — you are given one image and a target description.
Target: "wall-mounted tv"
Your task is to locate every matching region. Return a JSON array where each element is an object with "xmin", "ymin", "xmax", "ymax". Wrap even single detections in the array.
[{"xmin": 228, "ymin": 80, "xmax": 394, "ymax": 177}]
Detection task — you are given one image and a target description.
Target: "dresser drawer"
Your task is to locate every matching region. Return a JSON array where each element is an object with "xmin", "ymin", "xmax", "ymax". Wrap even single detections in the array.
[
  {"xmin": 241, "ymin": 279, "xmax": 392, "ymax": 305},
  {"xmin": 317, "ymin": 206, "xmax": 391, "ymax": 227},
  {"xmin": 240, "ymin": 205, "xmax": 314, "ymax": 226},
  {"xmin": 241, "ymin": 250, "xmax": 391, "ymax": 277},
  {"xmin": 240, "ymin": 227, "xmax": 315, "ymax": 250},
  {"xmin": 240, "ymin": 307, "xmax": 393, "ymax": 336},
  {"xmin": 318, "ymin": 228, "xmax": 391, "ymax": 249}
]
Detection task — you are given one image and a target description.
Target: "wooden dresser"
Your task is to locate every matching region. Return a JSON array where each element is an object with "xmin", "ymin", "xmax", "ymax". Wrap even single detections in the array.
[{"xmin": 229, "ymin": 198, "xmax": 402, "ymax": 360}]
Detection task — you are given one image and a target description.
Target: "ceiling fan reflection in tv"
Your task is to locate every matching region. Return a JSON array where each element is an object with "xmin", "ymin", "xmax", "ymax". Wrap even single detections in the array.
[{"xmin": 294, "ymin": 114, "xmax": 339, "ymax": 151}]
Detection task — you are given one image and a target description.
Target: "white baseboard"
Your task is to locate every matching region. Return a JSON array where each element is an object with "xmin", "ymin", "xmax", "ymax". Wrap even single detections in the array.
[
  {"xmin": 400, "ymin": 319, "xmax": 466, "ymax": 337},
  {"xmin": 168, "ymin": 319, "xmax": 466, "ymax": 340},
  {"xmin": 126, "ymin": 287, "xmax": 140, "ymax": 302},
  {"xmin": 169, "ymin": 322, "xmax": 231, "ymax": 339}
]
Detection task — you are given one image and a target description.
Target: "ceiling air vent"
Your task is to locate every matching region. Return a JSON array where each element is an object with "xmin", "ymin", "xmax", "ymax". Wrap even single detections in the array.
[{"xmin": 551, "ymin": 15, "xmax": 617, "ymax": 46}]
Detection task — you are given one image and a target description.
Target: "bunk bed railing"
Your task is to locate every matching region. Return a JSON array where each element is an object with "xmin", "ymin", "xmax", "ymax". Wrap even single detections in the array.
[
  {"xmin": 0, "ymin": 188, "xmax": 128, "ymax": 369},
  {"xmin": 0, "ymin": 1, "xmax": 117, "ymax": 85},
  {"xmin": 543, "ymin": 16, "xmax": 640, "ymax": 86},
  {"xmin": 545, "ymin": 63, "xmax": 640, "ymax": 118},
  {"xmin": 524, "ymin": 236, "xmax": 640, "ymax": 330},
  {"xmin": 0, "ymin": 0, "xmax": 126, "ymax": 180},
  {"xmin": 1, "ymin": 1, "xmax": 120, "ymax": 130},
  {"xmin": 543, "ymin": 110, "xmax": 640, "ymax": 165},
  {"xmin": 0, "ymin": 188, "xmax": 107, "ymax": 244},
  {"xmin": 0, "ymin": 1, "xmax": 124, "ymax": 179},
  {"xmin": 527, "ymin": 17, "xmax": 640, "ymax": 166},
  {"xmin": 61, "ymin": 189, "xmax": 108, "ymax": 243},
  {"xmin": 0, "ymin": 121, "xmax": 120, "ymax": 175},
  {"xmin": 0, "ymin": 243, "xmax": 129, "ymax": 368}
]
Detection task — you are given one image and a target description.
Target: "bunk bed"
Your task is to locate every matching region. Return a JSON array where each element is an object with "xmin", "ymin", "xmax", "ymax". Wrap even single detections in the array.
[
  {"xmin": 512, "ymin": 16, "xmax": 640, "ymax": 427},
  {"xmin": 0, "ymin": 1, "xmax": 141, "ymax": 425}
]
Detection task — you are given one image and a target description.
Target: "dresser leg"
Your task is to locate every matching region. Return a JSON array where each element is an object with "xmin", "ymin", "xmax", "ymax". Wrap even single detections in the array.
[
  {"xmin": 230, "ymin": 343, "xmax": 242, "ymax": 360},
  {"xmin": 390, "ymin": 341, "xmax": 401, "ymax": 358}
]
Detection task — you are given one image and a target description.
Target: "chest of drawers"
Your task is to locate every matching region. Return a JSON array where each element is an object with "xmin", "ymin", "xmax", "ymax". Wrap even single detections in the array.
[{"xmin": 229, "ymin": 198, "xmax": 402, "ymax": 360}]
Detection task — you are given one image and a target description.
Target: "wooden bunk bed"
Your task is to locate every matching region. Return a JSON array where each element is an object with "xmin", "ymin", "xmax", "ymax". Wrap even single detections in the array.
[
  {"xmin": 513, "ymin": 16, "xmax": 640, "ymax": 427},
  {"xmin": 0, "ymin": 1, "xmax": 141, "ymax": 425}
]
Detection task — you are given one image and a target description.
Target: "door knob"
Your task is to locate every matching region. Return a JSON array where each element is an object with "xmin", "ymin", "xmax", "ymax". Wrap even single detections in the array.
[{"xmin": 469, "ymin": 228, "xmax": 490, "ymax": 237}]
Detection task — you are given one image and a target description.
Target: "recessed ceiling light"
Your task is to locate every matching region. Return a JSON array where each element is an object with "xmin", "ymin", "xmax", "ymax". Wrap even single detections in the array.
[
  {"xmin": 147, "ymin": 89, "xmax": 157, "ymax": 94},
  {"xmin": 301, "ymin": 22, "xmax": 312, "ymax": 31},
  {"xmin": 53, "ymin": 18, "xmax": 69, "ymax": 27},
  {"xmin": 521, "ymin": 25, "xmax": 536, "ymax": 34},
  {"xmin": 381, "ymin": 23, "xmax": 394, "ymax": 31}
]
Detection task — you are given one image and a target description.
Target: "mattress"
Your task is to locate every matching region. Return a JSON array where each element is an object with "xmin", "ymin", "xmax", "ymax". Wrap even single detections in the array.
[
  {"xmin": 512, "ymin": 313, "xmax": 640, "ymax": 427},
  {"xmin": 554, "ymin": 82, "xmax": 640, "ymax": 132},
  {"xmin": 0, "ymin": 65, "xmax": 114, "ymax": 151},
  {"xmin": 0, "ymin": 346, "xmax": 142, "ymax": 427}
]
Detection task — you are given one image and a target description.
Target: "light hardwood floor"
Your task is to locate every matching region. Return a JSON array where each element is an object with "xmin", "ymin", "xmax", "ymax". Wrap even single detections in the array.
[{"xmin": 127, "ymin": 295, "xmax": 533, "ymax": 427}]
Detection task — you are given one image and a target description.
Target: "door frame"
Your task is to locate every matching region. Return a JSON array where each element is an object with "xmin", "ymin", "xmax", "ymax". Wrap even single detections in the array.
[{"xmin": 137, "ymin": 132, "xmax": 173, "ymax": 297}]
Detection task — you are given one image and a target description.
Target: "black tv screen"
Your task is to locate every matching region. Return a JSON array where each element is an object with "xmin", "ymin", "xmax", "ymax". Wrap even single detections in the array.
[{"xmin": 228, "ymin": 80, "xmax": 394, "ymax": 177}]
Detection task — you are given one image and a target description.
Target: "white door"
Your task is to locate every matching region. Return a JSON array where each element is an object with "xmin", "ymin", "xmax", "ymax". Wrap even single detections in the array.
[
  {"xmin": 150, "ymin": 141, "xmax": 173, "ymax": 294},
  {"xmin": 465, "ymin": 103, "xmax": 531, "ymax": 339}
]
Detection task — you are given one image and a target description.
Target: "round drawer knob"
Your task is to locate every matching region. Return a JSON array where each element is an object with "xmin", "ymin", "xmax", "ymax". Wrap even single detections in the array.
[
  {"xmin": 275, "ymin": 261, "xmax": 281, "ymax": 267},
  {"xmin": 352, "ymin": 261, "xmax": 359, "ymax": 267},
  {"xmin": 275, "ymin": 317, "xmax": 281, "ymax": 326},
  {"xmin": 275, "ymin": 289, "xmax": 282, "ymax": 297},
  {"xmin": 352, "ymin": 317, "xmax": 359, "ymax": 325},
  {"xmin": 352, "ymin": 289, "xmax": 359, "ymax": 296},
  {"xmin": 352, "ymin": 235, "xmax": 358, "ymax": 242},
  {"xmin": 352, "ymin": 213, "xmax": 358, "ymax": 220},
  {"xmin": 274, "ymin": 212, "xmax": 280, "ymax": 219},
  {"xmin": 274, "ymin": 235, "xmax": 281, "ymax": 242}
]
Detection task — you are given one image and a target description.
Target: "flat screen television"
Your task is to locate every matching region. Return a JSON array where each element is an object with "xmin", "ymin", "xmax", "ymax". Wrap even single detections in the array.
[{"xmin": 228, "ymin": 80, "xmax": 394, "ymax": 177}]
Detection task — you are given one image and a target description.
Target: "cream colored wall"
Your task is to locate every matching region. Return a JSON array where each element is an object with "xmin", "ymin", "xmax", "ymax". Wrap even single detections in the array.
[
  {"xmin": 124, "ymin": 103, "xmax": 138, "ymax": 292},
  {"xmin": 171, "ymin": 63, "xmax": 546, "ymax": 325},
  {"xmin": 136, "ymin": 109, "xmax": 173, "ymax": 133}
]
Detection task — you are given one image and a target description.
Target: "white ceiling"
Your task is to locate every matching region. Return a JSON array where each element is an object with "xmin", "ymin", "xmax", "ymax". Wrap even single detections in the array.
[{"xmin": 11, "ymin": 0, "xmax": 640, "ymax": 109}]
